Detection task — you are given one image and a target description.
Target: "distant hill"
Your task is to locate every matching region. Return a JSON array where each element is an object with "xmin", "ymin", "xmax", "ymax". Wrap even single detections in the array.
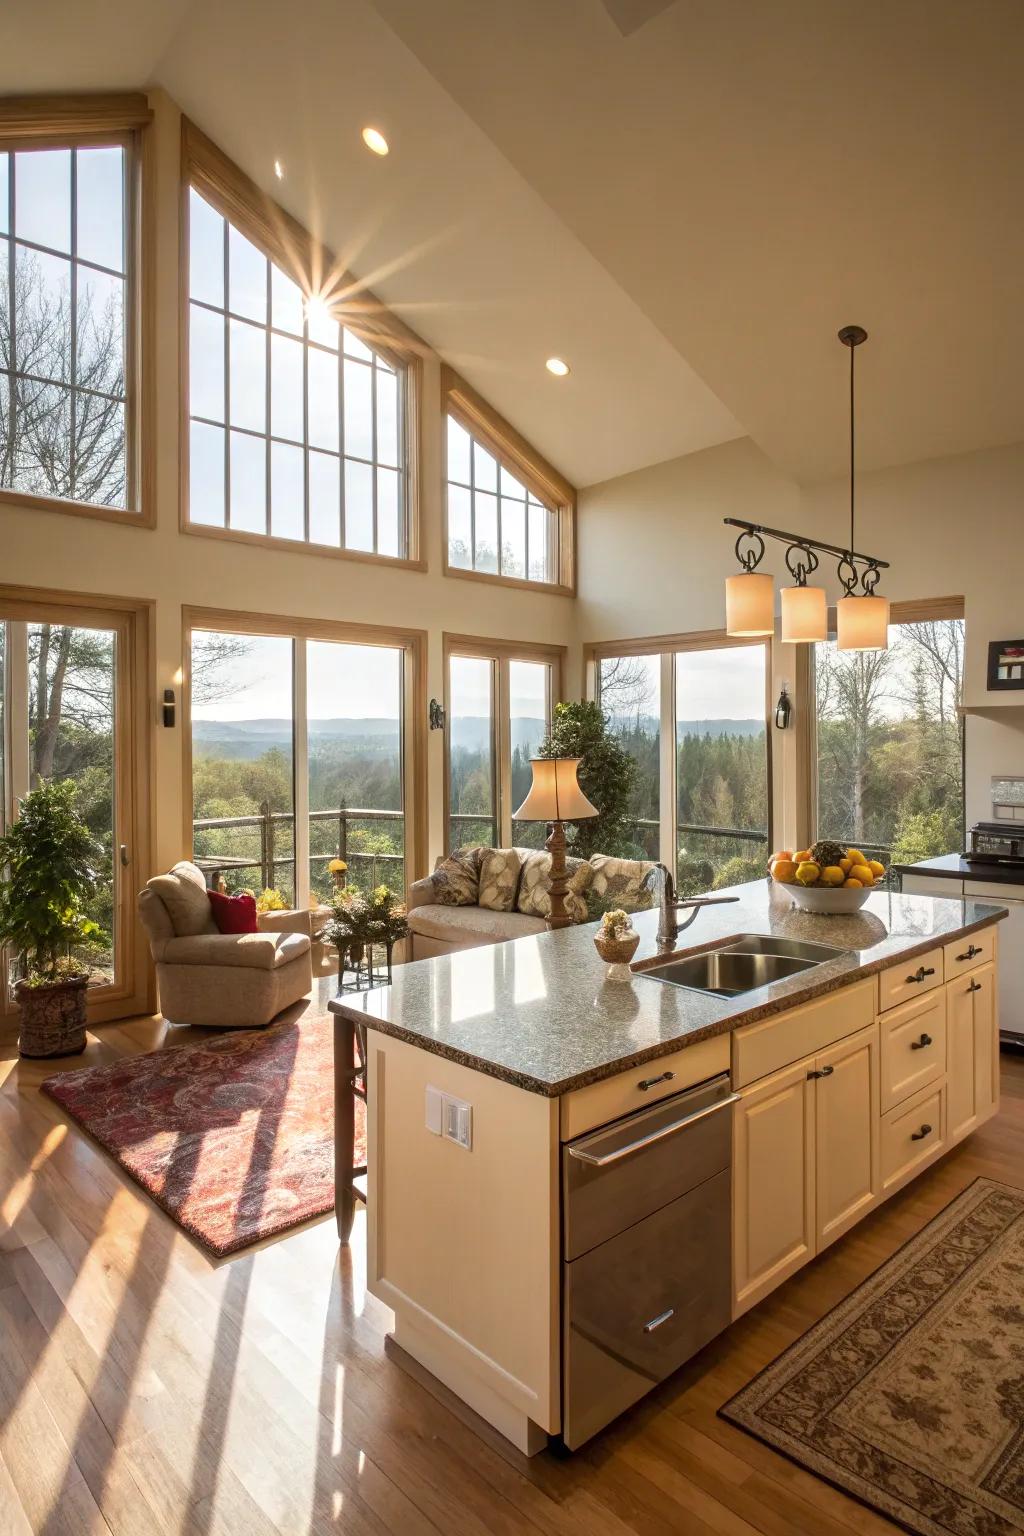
[{"xmin": 609, "ymin": 715, "xmax": 765, "ymax": 739}]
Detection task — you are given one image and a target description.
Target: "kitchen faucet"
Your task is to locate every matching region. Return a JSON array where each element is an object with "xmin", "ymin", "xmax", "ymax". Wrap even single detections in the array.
[{"xmin": 654, "ymin": 862, "xmax": 740, "ymax": 944}]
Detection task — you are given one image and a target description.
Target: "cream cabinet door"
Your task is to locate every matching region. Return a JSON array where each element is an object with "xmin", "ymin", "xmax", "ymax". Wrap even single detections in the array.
[
  {"xmin": 814, "ymin": 1024, "xmax": 880, "ymax": 1252},
  {"xmin": 733, "ymin": 1058, "xmax": 815, "ymax": 1318},
  {"xmin": 947, "ymin": 963, "xmax": 997, "ymax": 1143}
]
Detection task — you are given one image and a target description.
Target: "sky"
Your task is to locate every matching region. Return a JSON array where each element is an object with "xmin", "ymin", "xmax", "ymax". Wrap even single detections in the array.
[
  {"xmin": 604, "ymin": 646, "xmax": 768, "ymax": 722},
  {"xmin": 191, "ymin": 633, "xmax": 402, "ymax": 720}
]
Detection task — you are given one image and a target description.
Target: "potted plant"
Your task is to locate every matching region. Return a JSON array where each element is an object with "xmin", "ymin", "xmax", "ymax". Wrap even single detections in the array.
[
  {"xmin": 0, "ymin": 779, "xmax": 107, "ymax": 1058},
  {"xmin": 321, "ymin": 883, "xmax": 408, "ymax": 986}
]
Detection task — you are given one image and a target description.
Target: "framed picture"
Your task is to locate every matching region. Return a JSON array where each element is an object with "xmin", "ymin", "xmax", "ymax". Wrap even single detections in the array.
[{"xmin": 987, "ymin": 639, "xmax": 1024, "ymax": 690}]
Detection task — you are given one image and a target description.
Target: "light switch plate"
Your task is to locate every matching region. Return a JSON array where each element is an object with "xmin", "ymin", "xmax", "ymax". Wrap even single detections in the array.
[{"xmin": 425, "ymin": 1087, "xmax": 472, "ymax": 1148}]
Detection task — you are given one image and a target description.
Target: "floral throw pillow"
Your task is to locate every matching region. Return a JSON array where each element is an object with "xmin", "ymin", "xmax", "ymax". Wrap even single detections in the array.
[
  {"xmin": 478, "ymin": 848, "xmax": 523, "ymax": 913},
  {"xmin": 429, "ymin": 846, "xmax": 484, "ymax": 906},
  {"xmin": 516, "ymin": 851, "xmax": 593, "ymax": 923},
  {"xmin": 588, "ymin": 854, "xmax": 658, "ymax": 916}
]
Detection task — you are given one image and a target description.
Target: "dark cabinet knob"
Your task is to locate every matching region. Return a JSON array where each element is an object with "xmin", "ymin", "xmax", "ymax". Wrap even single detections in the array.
[
  {"xmin": 911, "ymin": 1123, "xmax": 933, "ymax": 1141},
  {"xmin": 807, "ymin": 1064, "xmax": 835, "ymax": 1080},
  {"xmin": 968, "ymin": 980, "xmax": 982, "ymax": 994},
  {"xmin": 910, "ymin": 1033, "xmax": 933, "ymax": 1050},
  {"xmin": 957, "ymin": 944, "xmax": 982, "ymax": 962},
  {"xmin": 906, "ymin": 965, "xmax": 936, "ymax": 984}
]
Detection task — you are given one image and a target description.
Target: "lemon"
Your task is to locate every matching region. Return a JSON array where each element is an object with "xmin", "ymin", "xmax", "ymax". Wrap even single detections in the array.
[
  {"xmin": 868, "ymin": 859, "xmax": 885, "ymax": 878},
  {"xmin": 796, "ymin": 861, "xmax": 820, "ymax": 886},
  {"xmin": 843, "ymin": 876, "xmax": 864, "ymax": 888},
  {"xmin": 821, "ymin": 865, "xmax": 845, "ymax": 887},
  {"xmin": 839, "ymin": 856, "xmax": 852, "ymax": 873},
  {"xmin": 846, "ymin": 848, "xmax": 866, "ymax": 866}
]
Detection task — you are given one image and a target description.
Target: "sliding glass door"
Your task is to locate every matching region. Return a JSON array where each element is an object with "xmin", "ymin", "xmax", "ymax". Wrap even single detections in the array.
[
  {"xmin": 1, "ymin": 595, "xmax": 148, "ymax": 1022},
  {"xmin": 188, "ymin": 617, "xmax": 414, "ymax": 907},
  {"xmin": 594, "ymin": 637, "xmax": 771, "ymax": 894},
  {"xmin": 445, "ymin": 638, "xmax": 562, "ymax": 852}
]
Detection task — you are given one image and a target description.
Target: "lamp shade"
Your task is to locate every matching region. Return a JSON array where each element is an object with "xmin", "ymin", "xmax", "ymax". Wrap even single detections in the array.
[
  {"xmin": 837, "ymin": 594, "xmax": 890, "ymax": 651},
  {"xmin": 780, "ymin": 584, "xmax": 827, "ymax": 643},
  {"xmin": 725, "ymin": 571, "xmax": 775, "ymax": 637},
  {"xmin": 513, "ymin": 758, "xmax": 598, "ymax": 822}
]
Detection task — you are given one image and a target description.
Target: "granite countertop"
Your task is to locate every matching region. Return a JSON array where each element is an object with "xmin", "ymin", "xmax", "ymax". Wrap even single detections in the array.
[
  {"xmin": 328, "ymin": 880, "xmax": 1007, "ymax": 1097},
  {"xmin": 894, "ymin": 852, "xmax": 1024, "ymax": 888}
]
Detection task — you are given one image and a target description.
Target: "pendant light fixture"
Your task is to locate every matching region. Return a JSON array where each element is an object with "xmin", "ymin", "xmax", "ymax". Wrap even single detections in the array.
[
  {"xmin": 835, "ymin": 326, "xmax": 889, "ymax": 651},
  {"xmin": 722, "ymin": 325, "xmax": 890, "ymax": 647}
]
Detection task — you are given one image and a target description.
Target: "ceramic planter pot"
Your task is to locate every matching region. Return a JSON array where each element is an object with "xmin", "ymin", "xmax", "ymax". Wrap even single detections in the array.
[{"xmin": 16, "ymin": 975, "xmax": 89, "ymax": 1059}]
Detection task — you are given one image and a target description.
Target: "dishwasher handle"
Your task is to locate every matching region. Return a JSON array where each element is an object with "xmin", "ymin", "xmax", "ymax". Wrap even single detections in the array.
[{"xmin": 567, "ymin": 1091, "xmax": 740, "ymax": 1168}]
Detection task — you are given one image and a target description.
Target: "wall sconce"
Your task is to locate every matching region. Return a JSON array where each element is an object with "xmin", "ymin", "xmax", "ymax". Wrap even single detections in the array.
[
  {"xmin": 775, "ymin": 686, "xmax": 792, "ymax": 730},
  {"xmin": 162, "ymin": 688, "xmax": 176, "ymax": 728},
  {"xmin": 429, "ymin": 698, "xmax": 446, "ymax": 731}
]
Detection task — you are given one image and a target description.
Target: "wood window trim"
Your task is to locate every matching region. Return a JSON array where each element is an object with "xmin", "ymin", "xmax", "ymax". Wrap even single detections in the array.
[
  {"xmin": 180, "ymin": 605, "xmax": 429, "ymax": 892},
  {"xmin": 179, "ymin": 117, "xmax": 427, "ymax": 570},
  {"xmin": 0, "ymin": 95, "xmax": 156, "ymax": 530},
  {"xmin": 441, "ymin": 367, "xmax": 576, "ymax": 597},
  {"xmin": 0, "ymin": 582, "xmax": 155, "ymax": 1024},
  {"xmin": 442, "ymin": 631, "xmax": 567, "ymax": 853}
]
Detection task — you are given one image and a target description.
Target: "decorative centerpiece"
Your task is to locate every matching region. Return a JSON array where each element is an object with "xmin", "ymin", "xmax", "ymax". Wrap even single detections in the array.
[
  {"xmin": 321, "ymin": 883, "xmax": 408, "ymax": 990},
  {"xmin": 255, "ymin": 886, "xmax": 287, "ymax": 915},
  {"xmin": 0, "ymin": 780, "xmax": 107, "ymax": 1058},
  {"xmin": 594, "ymin": 908, "xmax": 640, "ymax": 978},
  {"xmin": 769, "ymin": 840, "xmax": 886, "ymax": 913}
]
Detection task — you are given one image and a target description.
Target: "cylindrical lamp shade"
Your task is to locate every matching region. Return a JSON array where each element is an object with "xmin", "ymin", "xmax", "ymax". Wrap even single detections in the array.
[
  {"xmin": 780, "ymin": 584, "xmax": 827, "ymax": 644},
  {"xmin": 513, "ymin": 758, "xmax": 598, "ymax": 822},
  {"xmin": 837, "ymin": 594, "xmax": 890, "ymax": 651},
  {"xmin": 725, "ymin": 572, "xmax": 775, "ymax": 636}
]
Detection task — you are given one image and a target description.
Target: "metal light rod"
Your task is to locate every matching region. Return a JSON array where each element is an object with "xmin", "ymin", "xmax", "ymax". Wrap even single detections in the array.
[{"xmin": 722, "ymin": 517, "xmax": 889, "ymax": 571}]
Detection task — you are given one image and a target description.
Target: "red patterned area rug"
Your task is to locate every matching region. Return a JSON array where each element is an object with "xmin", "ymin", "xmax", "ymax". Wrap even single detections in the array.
[
  {"xmin": 721, "ymin": 1178, "xmax": 1024, "ymax": 1536},
  {"xmin": 41, "ymin": 1017, "xmax": 364, "ymax": 1257}
]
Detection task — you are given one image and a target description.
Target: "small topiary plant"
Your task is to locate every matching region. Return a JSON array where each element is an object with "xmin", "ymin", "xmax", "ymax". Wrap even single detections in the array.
[
  {"xmin": 0, "ymin": 778, "xmax": 106, "ymax": 986},
  {"xmin": 538, "ymin": 700, "xmax": 638, "ymax": 860}
]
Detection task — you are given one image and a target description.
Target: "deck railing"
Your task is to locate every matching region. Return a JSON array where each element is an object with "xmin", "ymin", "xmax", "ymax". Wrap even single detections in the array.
[{"xmin": 192, "ymin": 803, "xmax": 405, "ymax": 895}]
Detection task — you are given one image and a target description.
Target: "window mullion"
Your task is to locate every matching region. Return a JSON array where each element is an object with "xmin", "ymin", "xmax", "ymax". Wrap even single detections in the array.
[
  {"xmin": 497, "ymin": 657, "xmax": 513, "ymax": 847},
  {"xmin": 292, "ymin": 637, "xmax": 310, "ymax": 911},
  {"xmin": 222, "ymin": 219, "xmax": 231, "ymax": 528},
  {"xmin": 263, "ymin": 258, "xmax": 270, "ymax": 536},
  {"xmin": 659, "ymin": 651, "xmax": 676, "ymax": 876},
  {"xmin": 69, "ymin": 150, "xmax": 78, "ymax": 502}
]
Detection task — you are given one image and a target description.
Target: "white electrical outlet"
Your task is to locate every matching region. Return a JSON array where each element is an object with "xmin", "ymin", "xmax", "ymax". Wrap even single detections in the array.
[{"xmin": 425, "ymin": 1087, "xmax": 472, "ymax": 1149}]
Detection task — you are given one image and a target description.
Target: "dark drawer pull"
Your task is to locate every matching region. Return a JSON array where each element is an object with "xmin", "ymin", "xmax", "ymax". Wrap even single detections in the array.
[
  {"xmin": 968, "ymin": 980, "xmax": 982, "ymax": 994},
  {"xmin": 957, "ymin": 944, "xmax": 982, "ymax": 962},
  {"xmin": 807, "ymin": 1064, "xmax": 835, "ymax": 1080},
  {"xmin": 906, "ymin": 965, "xmax": 936, "ymax": 984},
  {"xmin": 642, "ymin": 1307, "xmax": 675, "ymax": 1334},
  {"xmin": 911, "ymin": 1123, "xmax": 933, "ymax": 1141},
  {"xmin": 638, "ymin": 1070, "xmax": 675, "ymax": 1092},
  {"xmin": 910, "ymin": 1033, "xmax": 933, "ymax": 1050}
]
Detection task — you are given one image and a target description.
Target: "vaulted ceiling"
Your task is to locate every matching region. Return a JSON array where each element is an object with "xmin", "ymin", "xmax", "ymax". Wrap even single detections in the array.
[{"xmin": 4, "ymin": 0, "xmax": 1021, "ymax": 487}]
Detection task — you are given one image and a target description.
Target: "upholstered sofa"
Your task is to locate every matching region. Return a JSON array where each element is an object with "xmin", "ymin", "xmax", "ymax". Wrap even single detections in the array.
[
  {"xmin": 138, "ymin": 861, "xmax": 313, "ymax": 1028},
  {"xmin": 406, "ymin": 847, "xmax": 658, "ymax": 960}
]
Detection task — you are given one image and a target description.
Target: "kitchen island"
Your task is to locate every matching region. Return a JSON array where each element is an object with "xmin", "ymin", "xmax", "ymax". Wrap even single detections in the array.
[{"xmin": 330, "ymin": 880, "xmax": 1005, "ymax": 1453}]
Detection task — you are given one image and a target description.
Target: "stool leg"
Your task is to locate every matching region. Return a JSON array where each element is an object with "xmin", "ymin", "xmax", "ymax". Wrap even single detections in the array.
[{"xmin": 333, "ymin": 1012, "xmax": 356, "ymax": 1243}]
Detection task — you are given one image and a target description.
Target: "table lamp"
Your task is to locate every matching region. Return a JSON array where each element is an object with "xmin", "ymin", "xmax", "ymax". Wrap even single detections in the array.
[{"xmin": 513, "ymin": 758, "xmax": 598, "ymax": 929}]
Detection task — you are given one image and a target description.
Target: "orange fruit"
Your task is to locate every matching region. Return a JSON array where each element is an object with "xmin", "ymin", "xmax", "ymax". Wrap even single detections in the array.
[
  {"xmin": 843, "ymin": 876, "xmax": 864, "ymax": 888},
  {"xmin": 839, "ymin": 856, "xmax": 852, "ymax": 873},
  {"xmin": 794, "ymin": 850, "xmax": 811, "ymax": 865},
  {"xmin": 868, "ymin": 859, "xmax": 885, "ymax": 878},
  {"xmin": 770, "ymin": 858, "xmax": 798, "ymax": 884},
  {"xmin": 821, "ymin": 865, "xmax": 845, "ymax": 886},
  {"xmin": 772, "ymin": 850, "xmax": 794, "ymax": 864}
]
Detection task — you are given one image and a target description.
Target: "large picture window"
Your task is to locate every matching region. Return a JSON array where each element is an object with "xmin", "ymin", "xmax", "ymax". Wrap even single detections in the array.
[
  {"xmin": 813, "ymin": 605, "xmax": 965, "ymax": 872},
  {"xmin": 1, "ymin": 100, "xmax": 150, "ymax": 521}
]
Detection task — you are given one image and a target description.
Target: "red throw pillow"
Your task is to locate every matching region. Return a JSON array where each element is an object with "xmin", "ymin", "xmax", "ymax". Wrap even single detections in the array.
[{"xmin": 208, "ymin": 889, "xmax": 259, "ymax": 934}]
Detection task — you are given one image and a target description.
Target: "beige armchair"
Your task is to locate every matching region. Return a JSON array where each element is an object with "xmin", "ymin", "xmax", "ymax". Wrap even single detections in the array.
[{"xmin": 138, "ymin": 861, "xmax": 312, "ymax": 1028}]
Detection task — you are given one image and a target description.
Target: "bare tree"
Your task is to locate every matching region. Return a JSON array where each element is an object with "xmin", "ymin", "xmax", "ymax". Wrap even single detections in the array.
[
  {"xmin": 598, "ymin": 655, "xmax": 657, "ymax": 720},
  {"xmin": 190, "ymin": 632, "xmax": 265, "ymax": 707},
  {"xmin": 816, "ymin": 645, "xmax": 892, "ymax": 838}
]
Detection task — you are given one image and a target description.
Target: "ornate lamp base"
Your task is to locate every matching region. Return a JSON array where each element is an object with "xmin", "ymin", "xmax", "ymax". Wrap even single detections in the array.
[{"xmin": 546, "ymin": 819, "xmax": 573, "ymax": 929}]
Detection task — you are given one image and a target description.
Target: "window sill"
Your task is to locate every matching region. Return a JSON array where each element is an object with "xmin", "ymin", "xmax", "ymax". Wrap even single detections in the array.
[
  {"xmin": 0, "ymin": 487, "xmax": 154, "ymax": 529},
  {"xmin": 442, "ymin": 560, "xmax": 574, "ymax": 598},
  {"xmin": 182, "ymin": 520, "xmax": 428, "ymax": 571}
]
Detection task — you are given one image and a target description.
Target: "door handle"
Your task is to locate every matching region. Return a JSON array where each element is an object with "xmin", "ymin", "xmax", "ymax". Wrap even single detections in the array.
[
  {"xmin": 968, "ymin": 980, "xmax": 982, "ymax": 993},
  {"xmin": 807, "ymin": 1064, "xmax": 835, "ymax": 1080},
  {"xmin": 637, "ymin": 1070, "xmax": 675, "ymax": 1092},
  {"xmin": 906, "ymin": 965, "xmax": 936, "ymax": 984},
  {"xmin": 567, "ymin": 1092, "xmax": 740, "ymax": 1167},
  {"xmin": 911, "ymin": 1123, "xmax": 932, "ymax": 1141},
  {"xmin": 957, "ymin": 944, "xmax": 982, "ymax": 962},
  {"xmin": 910, "ymin": 1033, "xmax": 933, "ymax": 1050},
  {"xmin": 642, "ymin": 1307, "xmax": 675, "ymax": 1334},
  {"xmin": 119, "ymin": 844, "xmax": 130, "ymax": 868}
]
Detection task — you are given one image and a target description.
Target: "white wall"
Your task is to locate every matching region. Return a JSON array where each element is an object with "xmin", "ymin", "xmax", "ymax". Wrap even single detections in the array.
[
  {"xmin": 1, "ymin": 90, "xmax": 578, "ymax": 876},
  {"xmin": 577, "ymin": 435, "xmax": 1024, "ymax": 836}
]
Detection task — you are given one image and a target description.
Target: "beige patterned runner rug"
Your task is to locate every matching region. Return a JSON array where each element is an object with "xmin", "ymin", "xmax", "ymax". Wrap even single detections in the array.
[{"xmin": 721, "ymin": 1178, "xmax": 1024, "ymax": 1535}]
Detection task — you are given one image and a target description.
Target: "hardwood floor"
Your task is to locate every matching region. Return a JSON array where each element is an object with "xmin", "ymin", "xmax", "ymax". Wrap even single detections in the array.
[{"xmin": 2, "ymin": 987, "xmax": 1022, "ymax": 1535}]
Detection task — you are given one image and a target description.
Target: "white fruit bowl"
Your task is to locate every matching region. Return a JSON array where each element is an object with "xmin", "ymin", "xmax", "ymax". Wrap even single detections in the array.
[{"xmin": 784, "ymin": 883, "xmax": 872, "ymax": 914}]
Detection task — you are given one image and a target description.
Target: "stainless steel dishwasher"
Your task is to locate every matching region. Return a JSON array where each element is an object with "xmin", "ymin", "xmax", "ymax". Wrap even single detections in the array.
[{"xmin": 562, "ymin": 1071, "xmax": 737, "ymax": 1449}]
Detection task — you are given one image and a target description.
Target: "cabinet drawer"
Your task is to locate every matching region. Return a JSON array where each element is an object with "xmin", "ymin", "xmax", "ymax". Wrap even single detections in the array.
[
  {"xmin": 878, "ymin": 948, "xmax": 943, "ymax": 1013},
  {"xmin": 880, "ymin": 989, "xmax": 947, "ymax": 1113},
  {"xmin": 560, "ymin": 1033, "xmax": 729, "ymax": 1141},
  {"xmin": 943, "ymin": 926, "xmax": 997, "ymax": 983},
  {"xmin": 732, "ymin": 979, "xmax": 875, "ymax": 1089},
  {"xmin": 881, "ymin": 1081, "xmax": 945, "ymax": 1196}
]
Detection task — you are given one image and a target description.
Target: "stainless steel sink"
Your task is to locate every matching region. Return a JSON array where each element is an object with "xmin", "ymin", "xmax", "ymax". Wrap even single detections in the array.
[{"xmin": 637, "ymin": 934, "xmax": 846, "ymax": 999}]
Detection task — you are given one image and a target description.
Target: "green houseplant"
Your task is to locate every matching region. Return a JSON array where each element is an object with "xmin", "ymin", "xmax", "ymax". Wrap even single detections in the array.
[
  {"xmin": 538, "ymin": 700, "xmax": 638, "ymax": 860},
  {"xmin": 0, "ymin": 778, "xmax": 106, "ymax": 1058},
  {"xmin": 321, "ymin": 883, "xmax": 408, "ymax": 984}
]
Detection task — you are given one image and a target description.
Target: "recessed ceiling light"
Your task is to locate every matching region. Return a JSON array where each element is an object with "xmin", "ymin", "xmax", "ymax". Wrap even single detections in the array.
[
  {"xmin": 545, "ymin": 357, "xmax": 571, "ymax": 377},
  {"xmin": 361, "ymin": 127, "xmax": 389, "ymax": 156},
  {"xmin": 273, "ymin": 159, "xmax": 284, "ymax": 180}
]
